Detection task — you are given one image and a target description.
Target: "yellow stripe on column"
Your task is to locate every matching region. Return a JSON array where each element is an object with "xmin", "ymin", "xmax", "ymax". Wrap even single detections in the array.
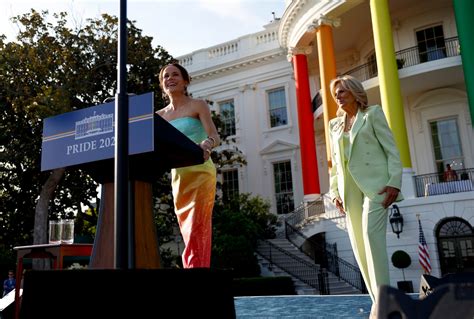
[{"xmin": 370, "ymin": 0, "xmax": 412, "ymax": 168}]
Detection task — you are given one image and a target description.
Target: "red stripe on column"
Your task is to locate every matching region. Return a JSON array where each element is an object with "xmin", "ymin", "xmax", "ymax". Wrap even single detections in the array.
[{"xmin": 293, "ymin": 54, "xmax": 320, "ymax": 195}]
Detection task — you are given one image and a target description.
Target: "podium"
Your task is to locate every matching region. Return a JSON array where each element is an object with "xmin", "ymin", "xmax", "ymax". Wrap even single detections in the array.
[
  {"xmin": 88, "ymin": 115, "xmax": 203, "ymax": 268},
  {"xmin": 27, "ymin": 92, "xmax": 237, "ymax": 319},
  {"xmin": 41, "ymin": 92, "xmax": 203, "ymax": 269}
]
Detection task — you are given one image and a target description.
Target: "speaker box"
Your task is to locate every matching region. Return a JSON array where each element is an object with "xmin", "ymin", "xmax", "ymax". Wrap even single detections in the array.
[
  {"xmin": 19, "ymin": 268, "xmax": 236, "ymax": 319},
  {"xmin": 397, "ymin": 280, "xmax": 414, "ymax": 293},
  {"xmin": 419, "ymin": 272, "xmax": 474, "ymax": 299},
  {"xmin": 377, "ymin": 275, "xmax": 474, "ymax": 319}
]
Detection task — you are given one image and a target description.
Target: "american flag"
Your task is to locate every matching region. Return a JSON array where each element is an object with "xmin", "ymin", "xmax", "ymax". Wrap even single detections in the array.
[{"xmin": 418, "ymin": 219, "xmax": 432, "ymax": 274}]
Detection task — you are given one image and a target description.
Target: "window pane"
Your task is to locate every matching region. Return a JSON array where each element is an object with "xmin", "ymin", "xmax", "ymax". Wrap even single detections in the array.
[
  {"xmin": 367, "ymin": 52, "xmax": 377, "ymax": 77},
  {"xmin": 268, "ymin": 88, "xmax": 288, "ymax": 128},
  {"xmin": 273, "ymin": 161, "xmax": 294, "ymax": 214},
  {"xmin": 222, "ymin": 169, "xmax": 239, "ymax": 201},
  {"xmin": 430, "ymin": 118, "xmax": 464, "ymax": 173},
  {"xmin": 416, "ymin": 25, "xmax": 445, "ymax": 62},
  {"xmin": 425, "ymin": 28, "xmax": 434, "ymax": 39},
  {"xmin": 219, "ymin": 99, "xmax": 236, "ymax": 136}
]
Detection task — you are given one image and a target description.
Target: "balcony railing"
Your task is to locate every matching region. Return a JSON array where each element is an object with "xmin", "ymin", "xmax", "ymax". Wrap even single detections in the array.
[
  {"xmin": 285, "ymin": 199, "xmax": 325, "ymax": 227},
  {"xmin": 414, "ymin": 167, "xmax": 474, "ymax": 197},
  {"xmin": 345, "ymin": 37, "xmax": 460, "ymax": 82}
]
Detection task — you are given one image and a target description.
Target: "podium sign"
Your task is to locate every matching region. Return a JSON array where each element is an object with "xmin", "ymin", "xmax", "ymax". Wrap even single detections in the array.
[{"xmin": 41, "ymin": 92, "xmax": 154, "ymax": 171}]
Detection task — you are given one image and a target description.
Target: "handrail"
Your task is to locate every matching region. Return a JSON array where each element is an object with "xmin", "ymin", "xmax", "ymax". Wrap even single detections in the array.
[
  {"xmin": 279, "ymin": 197, "xmax": 367, "ymax": 293},
  {"xmin": 285, "ymin": 199, "xmax": 325, "ymax": 227},
  {"xmin": 285, "ymin": 222, "xmax": 367, "ymax": 293},
  {"xmin": 256, "ymin": 239, "xmax": 330, "ymax": 294}
]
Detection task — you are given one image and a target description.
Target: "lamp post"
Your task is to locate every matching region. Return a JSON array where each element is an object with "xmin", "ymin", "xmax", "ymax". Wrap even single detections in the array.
[{"xmin": 389, "ymin": 204, "xmax": 404, "ymax": 238}]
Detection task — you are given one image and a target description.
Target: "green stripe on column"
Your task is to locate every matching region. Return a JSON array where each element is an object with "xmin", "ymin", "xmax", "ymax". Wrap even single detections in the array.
[
  {"xmin": 370, "ymin": 0, "xmax": 412, "ymax": 168},
  {"xmin": 454, "ymin": 0, "xmax": 474, "ymax": 126}
]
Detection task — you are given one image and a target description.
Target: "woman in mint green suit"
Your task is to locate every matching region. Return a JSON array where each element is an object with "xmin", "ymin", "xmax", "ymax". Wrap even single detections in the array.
[{"xmin": 328, "ymin": 75, "xmax": 403, "ymax": 316}]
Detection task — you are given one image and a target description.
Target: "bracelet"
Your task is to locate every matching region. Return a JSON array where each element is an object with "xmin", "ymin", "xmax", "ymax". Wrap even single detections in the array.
[
  {"xmin": 203, "ymin": 139, "xmax": 213, "ymax": 148},
  {"xmin": 207, "ymin": 136, "xmax": 216, "ymax": 147}
]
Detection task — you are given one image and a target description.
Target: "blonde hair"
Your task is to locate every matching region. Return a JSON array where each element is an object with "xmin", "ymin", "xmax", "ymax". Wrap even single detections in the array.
[{"xmin": 330, "ymin": 75, "xmax": 368, "ymax": 116}]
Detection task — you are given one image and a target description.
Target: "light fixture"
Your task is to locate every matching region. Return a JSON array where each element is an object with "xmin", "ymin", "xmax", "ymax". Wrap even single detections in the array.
[{"xmin": 389, "ymin": 204, "xmax": 404, "ymax": 238}]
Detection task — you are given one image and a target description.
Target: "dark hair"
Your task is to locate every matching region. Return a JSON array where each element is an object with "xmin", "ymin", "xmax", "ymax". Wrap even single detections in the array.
[{"xmin": 158, "ymin": 63, "xmax": 191, "ymax": 100}]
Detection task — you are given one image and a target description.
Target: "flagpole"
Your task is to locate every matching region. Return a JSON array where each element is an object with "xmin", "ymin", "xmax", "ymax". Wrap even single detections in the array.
[
  {"xmin": 115, "ymin": 0, "xmax": 131, "ymax": 269},
  {"xmin": 417, "ymin": 214, "xmax": 432, "ymax": 275}
]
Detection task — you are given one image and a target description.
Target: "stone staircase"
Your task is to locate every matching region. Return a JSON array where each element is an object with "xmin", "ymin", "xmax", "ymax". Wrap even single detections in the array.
[{"xmin": 257, "ymin": 238, "xmax": 363, "ymax": 296}]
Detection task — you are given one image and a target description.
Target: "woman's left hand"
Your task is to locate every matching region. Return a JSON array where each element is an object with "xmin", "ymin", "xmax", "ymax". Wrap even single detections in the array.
[{"xmin": 378, "ymin": 186, "xmax": 400, "ymax": 209}]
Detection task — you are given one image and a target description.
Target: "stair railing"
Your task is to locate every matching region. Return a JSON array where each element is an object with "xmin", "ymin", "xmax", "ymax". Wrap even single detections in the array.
[
  {"xmin": 285, "ymin": 222, "xmax": 367, "ymax": 293},
  {"xmin": 256, "ymin": 239, "xmax": 330, "ymax": 295},
  {"xmin": 283, "ymin": 197, "xmax": 368, "ymax": 293}
]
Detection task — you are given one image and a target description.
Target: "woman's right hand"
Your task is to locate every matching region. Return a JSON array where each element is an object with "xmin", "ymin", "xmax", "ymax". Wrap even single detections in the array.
[
  {"xmin": 199, "ymin": 140, "xmax": 212, "ymax": 161},
  {"xmin": 333, "ymin": 197, "xmax": 345, "ymax": 215}
]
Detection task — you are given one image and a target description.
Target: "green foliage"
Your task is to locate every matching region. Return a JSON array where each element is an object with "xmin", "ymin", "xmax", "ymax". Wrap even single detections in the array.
[
  {"xmin": 153, "ymin": 172, "xmax": 175, "ymax": 245},
  {"xmin": 158, "ymin": 247, "xmax": 180, "ymax": 269},
  {"xmin": 74, "ymin": 206, "xmax": 99, "ymax": 241},
  {"xmin": 211, "ymin": 193, "xmax": 279, "ymax": 277},
  {"xmin": 0, "ymin": 9, "xmax": 173, "ymax": 249}
]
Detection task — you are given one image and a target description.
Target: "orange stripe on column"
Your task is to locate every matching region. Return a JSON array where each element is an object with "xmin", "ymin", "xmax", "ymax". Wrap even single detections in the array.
[{"xmin": 316, "ymin": 24, "xmax": 338, "ymax": 166}]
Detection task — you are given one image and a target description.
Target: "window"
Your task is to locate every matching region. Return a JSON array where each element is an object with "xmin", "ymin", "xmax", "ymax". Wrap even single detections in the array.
[
  {"xmin": 312, "ymin": 91, "xmax": 322, "ymax": 113},
  {"xmin": 273, "ymin": 161, "xmax": 294, "ymax": 214},
  {"xmin": 222, "ymin": 169, "xmax": 239, "ymax": 201},
  {"xmin": 430, "ymin": 118, "xmax": 464, "ymax": 174},
  {"xmin": 367, "ymin": 52, "xmax": 377, "ymax": 77},
  {"xmin": 416, "ymin": 25, "xmax": 446, "ymax": 63},
  {"xmin": 267, "ymin": 88, "xmax": 288, "ymax": 128},
  {"xmin": 219, "ymin": 99, "xmax": 236, "ymax": 136},
  {"xmin": 436, "ymin": 217, "xmax": 474, "ymax": 275}
]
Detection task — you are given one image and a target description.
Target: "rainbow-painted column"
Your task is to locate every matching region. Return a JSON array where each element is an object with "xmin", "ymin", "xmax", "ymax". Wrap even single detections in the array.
[
  {"xmin": 370, "ymin": 0, "xmax": 412, "ymax": 169},
  {"xmin": 292, "ymin": 51, "xmax": 321, "ymax": 199},
  {"xmin": 453, "ymin": 0, "xmax": 474, "ymax": 125},
  {"xmin": 315, "ymin": 19, "xmax": 338, "ymax": 167}
]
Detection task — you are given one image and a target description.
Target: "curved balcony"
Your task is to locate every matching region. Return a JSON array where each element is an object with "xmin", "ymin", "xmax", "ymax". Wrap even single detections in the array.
[{"xmin": 344, "ymin": 37, "xmax": 460, "ymax": 82}]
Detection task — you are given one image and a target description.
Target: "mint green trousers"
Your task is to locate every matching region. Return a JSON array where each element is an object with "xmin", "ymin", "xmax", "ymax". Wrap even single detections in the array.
[{"xmin": 344, "ymin": 169, "xmax": 390, "ymax": 303}]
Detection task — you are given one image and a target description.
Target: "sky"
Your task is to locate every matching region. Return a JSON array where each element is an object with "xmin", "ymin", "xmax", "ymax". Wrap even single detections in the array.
[{"xmin": 0, "ymin": 0, "xmax": 286, "ymax": 57}]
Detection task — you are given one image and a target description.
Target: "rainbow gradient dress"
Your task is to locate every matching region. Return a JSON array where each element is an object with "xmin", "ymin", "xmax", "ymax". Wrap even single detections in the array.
[{"xmin": 169, "ymin": 117, "xmax": 217, "ymax": 268}]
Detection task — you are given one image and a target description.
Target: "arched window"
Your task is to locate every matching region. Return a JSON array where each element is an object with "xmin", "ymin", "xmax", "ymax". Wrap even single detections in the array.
[{"xmin": 436, "ymin": 217, "xmax": 474, "ymax": 275}]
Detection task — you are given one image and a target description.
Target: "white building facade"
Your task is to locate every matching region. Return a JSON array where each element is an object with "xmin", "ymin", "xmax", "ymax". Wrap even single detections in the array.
[{"xmin": 178, "ymin": 0, "xmax": 474, "ymax": 293}]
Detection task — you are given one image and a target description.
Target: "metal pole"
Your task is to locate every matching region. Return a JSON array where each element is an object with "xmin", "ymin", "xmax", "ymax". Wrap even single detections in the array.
[{"xmin": 115, "ymin": 0, "xmax": 130, "ymax": 269}]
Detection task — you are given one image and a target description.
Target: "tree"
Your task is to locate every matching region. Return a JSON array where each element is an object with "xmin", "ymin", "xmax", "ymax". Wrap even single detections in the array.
[
  {"xmin": 211, "ymin": 193, "xmax": 279, "ymax": 277},
  {"xmin": 0, "ymin": 10, "xmax": 173, "ymax": 251},
  {"xmin": 0, "ymin": 10, "xmax": 276, "ymax": 278},
  {"xmin": 391, "ymin": 250, "xmax": 412, "ymax": 281}
]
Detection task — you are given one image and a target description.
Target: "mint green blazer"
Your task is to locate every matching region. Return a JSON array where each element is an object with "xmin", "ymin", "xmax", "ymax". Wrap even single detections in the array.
[{"xmin": 329, "ymin": 105, "xmax": 403, "ymax": 204}]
